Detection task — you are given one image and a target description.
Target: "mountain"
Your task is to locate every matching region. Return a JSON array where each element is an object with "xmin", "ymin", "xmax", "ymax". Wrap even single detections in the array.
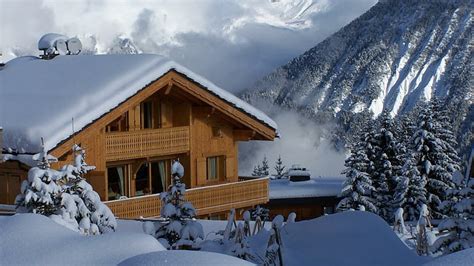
[{"xmin": 243, "ymin": 0, "xmax": 473, "ymax": 155}]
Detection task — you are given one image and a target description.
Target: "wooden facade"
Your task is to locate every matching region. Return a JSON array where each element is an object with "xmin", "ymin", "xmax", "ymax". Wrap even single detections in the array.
[{"xmin": 0, "ymin": 70, "xmax": 276, "ymax": 218}]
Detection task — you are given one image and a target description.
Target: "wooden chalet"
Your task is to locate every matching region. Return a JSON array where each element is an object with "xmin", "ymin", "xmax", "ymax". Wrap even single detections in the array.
[{"xmin": 0, "ymin": 54, "xmax": 277, "ymax": 219}]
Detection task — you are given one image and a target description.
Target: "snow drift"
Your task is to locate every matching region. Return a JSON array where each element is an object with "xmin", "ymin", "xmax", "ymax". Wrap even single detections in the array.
[
  {"xmin": 0, "ymin": 214, "xmax": 165, "ymax": 265},
  {"xmin": 119, "ymin": 250, "xmax": 254, "ymax": 266},
  {"xmin": 278, "ymin": 211, "xmax": 429, "ymax": 266}
]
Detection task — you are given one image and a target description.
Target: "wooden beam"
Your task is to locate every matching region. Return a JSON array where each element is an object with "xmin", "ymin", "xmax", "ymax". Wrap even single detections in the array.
[
  {"xmin": 234, "ymin": 129, "xmax": 256, "ymax": 141},
  {"xmin": 164, "ymin": 83, "xmax": 173, "ymax": 95}
]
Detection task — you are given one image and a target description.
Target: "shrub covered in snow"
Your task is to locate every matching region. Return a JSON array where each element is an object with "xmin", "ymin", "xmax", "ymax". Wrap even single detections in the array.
[
  {"xmin": 16, "ymin": 143, "xmax": 116, "ymax": 234},
  {"xmin": 432, "ymin": 177, "xmax": 473, "ymax": 254},
  {"xmin": 143, "ymin": 160, "xmax": 203, "ymax": 249},
  {"xmin": 15, "ymin": 145, "xmax": 62, "ymax": 215},
  {"xmin": 53, "ymin": 145, "xmax": 116, "ymax": 234}
]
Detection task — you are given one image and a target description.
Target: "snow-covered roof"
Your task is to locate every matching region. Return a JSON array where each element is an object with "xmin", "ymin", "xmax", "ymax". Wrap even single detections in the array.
[
  {"xmin": 0, "ymin": 54, "xmax": 277, "ymax": 152},
  {"xmin": 269, "ymin": 177, "xmax": 344, "ymax": 199}
]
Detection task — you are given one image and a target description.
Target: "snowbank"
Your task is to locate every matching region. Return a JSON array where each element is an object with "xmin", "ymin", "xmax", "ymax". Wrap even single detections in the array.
[
  {"xmin": 0, "ymin": 54, "xmax": 276, "ymax": 152},
  {"xmin": 119, "ymin": 250, "xmax": 254, "ymax": 266},
  {"xmin": 424, "ymin": 248, "xmax": 474, "ymax": 266},
  {"xmin": 0, "ymin": 214, "xmax": 165, "ymax": 265},
  {"xmin": 278, "ymin": 211, "xmax": 429, "ymax": 266}
]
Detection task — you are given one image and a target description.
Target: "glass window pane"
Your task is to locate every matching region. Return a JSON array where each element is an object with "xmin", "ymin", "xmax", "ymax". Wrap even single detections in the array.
[
  {"xmin": 207, "ymin": 157, "xmax": 218, "ymax": 180},
  {"xmin": 135, "ymin": 163, "xmax": 150, "ymax": 196},
  {"xmin": 108, "ymin": 166, "xmax": 126, "ymax": 200}
]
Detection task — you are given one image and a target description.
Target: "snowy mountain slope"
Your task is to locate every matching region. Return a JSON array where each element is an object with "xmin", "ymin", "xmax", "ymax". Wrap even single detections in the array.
[{"xmin": 243, "ymin": 0, "xmax": 473, "ymax": 149}]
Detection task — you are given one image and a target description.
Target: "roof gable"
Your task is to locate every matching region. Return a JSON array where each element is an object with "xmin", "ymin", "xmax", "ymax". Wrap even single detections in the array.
[{"xmin": 0, "ymin": 54, "xmax": 277, "ymax": 152}]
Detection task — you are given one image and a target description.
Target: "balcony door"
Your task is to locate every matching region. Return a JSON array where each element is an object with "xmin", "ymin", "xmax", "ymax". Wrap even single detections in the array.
[
  {"xmin": 151, "ymin": 160, "xmax": 168, "ymax": 194},
  {"xmin": 107, "ymin": 165, "xmax": 128, "ymax": 200}
]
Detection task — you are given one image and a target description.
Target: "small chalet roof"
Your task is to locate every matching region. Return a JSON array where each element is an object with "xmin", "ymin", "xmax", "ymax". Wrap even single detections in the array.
[
  {"xmin": 269, "ymin": 177, "xmax": 344, "ymax": 200},
  {"xmin": 0, "ymin": 54, "xmax": 277, "ymax": 152}
]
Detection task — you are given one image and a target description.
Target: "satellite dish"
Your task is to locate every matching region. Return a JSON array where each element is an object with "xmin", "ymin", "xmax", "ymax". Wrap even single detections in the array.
[
  {"xmin": 67, "ymin": 37, "xmax": 82, "ymax": 55},
  {"xmin": 55, "ymin": 39, "xmax": 68, "ymax": 55}
]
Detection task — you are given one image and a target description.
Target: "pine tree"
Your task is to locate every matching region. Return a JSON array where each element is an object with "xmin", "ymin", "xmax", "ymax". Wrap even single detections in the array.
[
  {"xmin": 144, "ymin": 160, "xmax": 203, "ymax": 249},
  {"xmin": 261, "ymin": 156, "xmax": 270, "ymax": 176},
  {"xmin": 407, "ymin": 102, "xmax": 454, "ymax": 218},
  {"xmin": 371, "ymin": 110, "xmax": 404, "ymax": 221},
  {"xmin": 274, "ymin": 155, "xmax": 286, "ymax": 178},
  {"xmin": 431, "ymin": 98, "xmax": 462, "ymax": 178},
  {"xmin": 55, "ymin": 145, "xmax": 117, "ymax": 234},
  {"xmin": 432, "ymin": 177, "xmax": 474, "ymax": 254},
  {"xmin": 251, "ymin": 164, "xmax": 262, "ymax": 176},
  {"xmin": 15, "ymin": 139, "xmax": 61, "ymax": 215},
  {"xmin": 337, "ymin": 140, "xmax": 377, "ymax": 213},
  {"xmin": 392, "ymin": 153, "xmax": 427, "ymax": 221}
]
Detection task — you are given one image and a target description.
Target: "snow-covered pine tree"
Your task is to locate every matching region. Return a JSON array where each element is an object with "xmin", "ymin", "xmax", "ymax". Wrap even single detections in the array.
[
  {"xmin": 337, "ymin": 119, "xmax": 379, "ymax": 213},
  {"xmin": 410, "ymin": 102, "xmax": 456, "ymax": 218},
  {"xmin": 54, "ymin": 145, "xmax": 116, "ymax": 234},
  {"xmin": 15, "ymin": 139, "xmax": 61, "ymax": 215},
  {"xmin": 261, "ymin": 156, "xmax": 270, "ymax": 176},
  {"xmin": 432, "ymin": 176, "xmax": 474, "ymax": 254},
  {"xmin": 274, "ymin": 155, "xmax": 286, "ymax": 178},
  {"xmin": 337, "ymin": 139, "xmax": 377, "ymax": 213},
  {"xmin": 431, "ymin": 97, "xmax": 462, "ymax": 180},
  {"xmin": 371, "ymin": 109, "xmax": 404, "ymax": 221},
  {"xmin": 144, "ymin": 160, "xmax": 203, "ymax": 249},
  {"xmin": 392, "ymin": 153, "xmax": 427, "ymax": 221}
]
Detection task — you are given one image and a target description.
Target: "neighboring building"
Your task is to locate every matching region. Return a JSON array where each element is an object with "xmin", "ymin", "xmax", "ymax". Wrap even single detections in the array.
[
  {"xmin": 0, "ymin": 54, "xmax": 277, "ymax": 219},
  {"xmin": 265, "ymin": 175, "xmax": 344, "ymax": 221}
]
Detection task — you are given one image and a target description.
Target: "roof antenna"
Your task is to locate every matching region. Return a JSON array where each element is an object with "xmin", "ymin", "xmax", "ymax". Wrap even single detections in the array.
[{"xmin": 71, "ymin": 117, "xmax": 77, "ymax": 152}]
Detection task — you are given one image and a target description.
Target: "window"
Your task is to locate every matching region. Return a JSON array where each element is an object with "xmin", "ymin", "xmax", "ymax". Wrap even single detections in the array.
[
  {"xmin": 207, "ymin": 156, "xmax": 225, "ymax": 181},
  {"xmin": 141, "ymin": 101, "xmax": 153, "ymax": 129},
  {"xmin": 151, "ymin": 160, "xmax": 167, "ymax": 194},
  {"xmin": 207, "ymin": 157, "xmax": 218, "ymax": 180},
  {"xmin": 135, "ymin": 163, "xmax": 150, "ymax": 196},
  {"xmin": 106, "ymin": 112, "xmax": 129, "ymax": 132},
  {"xmin": 107, "ymin": 165, "xmax": 127, "ymax": 200}
]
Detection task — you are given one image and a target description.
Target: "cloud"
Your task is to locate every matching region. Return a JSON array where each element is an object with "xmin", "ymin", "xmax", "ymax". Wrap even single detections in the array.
[
  {"xmin": 239, "ymin": 110, "xmax": 347, "ymax": 177},
  {"xmin": 1, "ymin": 0, "xmax": 377, "ymax": 91}
]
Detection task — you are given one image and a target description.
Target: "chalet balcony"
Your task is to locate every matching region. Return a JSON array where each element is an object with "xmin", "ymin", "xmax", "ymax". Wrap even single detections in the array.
[
  {"xmin": 104, "ymin": 126, "xmax": 190, "ymax": 161},
  {"xmin": 105, "ymin": 177, "xmax": 269, "ymax": 219}
]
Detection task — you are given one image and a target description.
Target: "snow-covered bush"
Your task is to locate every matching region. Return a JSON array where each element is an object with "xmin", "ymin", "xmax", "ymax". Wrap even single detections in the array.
[
  {"xmin": 15, "ymin": 145, "xmax": 61, "ymax": 215},
  {"xmin": 431, "ymin": 177, "xmax": 473, "ymax": 254},
  {"xmin": 16, "ymin": 144, "xmax": 116, "ymax": 235},
  {"xmin": 230, "ymin": 222, "xmax": 254, "ymax": 261},
  {"xmin": 415, "ymin": 204, "xmax": 431, "ymax": 256},
  {"xmin": 53, "ymin": 145, "xmax": 116, "ymax": 234},
  {"xmin": 250, "ymin": 205, "xmax": 269, "ymax": 234},
  {"xmin": 143, "ymin": 160, "xmax": 203, "ymax": 249},
  {"xmin": 265, "ymin": 215, "xmax": 284, "ymax": 266}
]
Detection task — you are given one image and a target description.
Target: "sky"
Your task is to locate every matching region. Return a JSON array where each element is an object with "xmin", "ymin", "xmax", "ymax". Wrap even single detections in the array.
[
  {"xmin": 1, "ymin": 0, "xmax": 377, "ymax": 91},
  {"xmin": 1, "ymin": 0, "xmax": 377, "ymax": 176}
]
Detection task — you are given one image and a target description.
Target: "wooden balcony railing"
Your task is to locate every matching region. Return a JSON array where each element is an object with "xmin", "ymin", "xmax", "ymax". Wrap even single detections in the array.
[
  {"xmin": 104, "ymin": 126, "xmax": 190, "ymax": 161},
  {"xmin": 105, "ymin": 177, "xmax": 269, "ymax": 219}
]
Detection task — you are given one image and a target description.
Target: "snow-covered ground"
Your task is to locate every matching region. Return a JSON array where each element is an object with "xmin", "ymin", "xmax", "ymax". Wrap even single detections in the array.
[
  {"xmin": 1, "ymin": 212, "xmax": 473, "ymax": 265},
  {"xmin": 119, "ymin": 250, "xmax": 254, "ymax": 266},
  {"xmin": 0, "ymin": 214, "xmax": 165, "ymax": 265}
]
